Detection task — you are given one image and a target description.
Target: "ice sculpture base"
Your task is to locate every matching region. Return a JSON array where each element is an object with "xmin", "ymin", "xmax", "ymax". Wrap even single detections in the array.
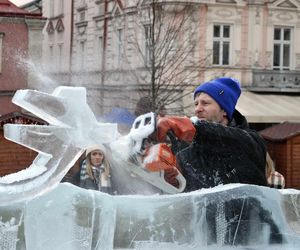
[{"xmin": 0, "ymin": 183, "xmax": 300, "ymax": 250}]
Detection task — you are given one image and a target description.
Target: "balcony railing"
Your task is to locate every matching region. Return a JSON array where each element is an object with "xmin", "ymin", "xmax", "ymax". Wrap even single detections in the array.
[{"xmin": 250, "ymin": 70, "xmax": 300, "ymax": 93}]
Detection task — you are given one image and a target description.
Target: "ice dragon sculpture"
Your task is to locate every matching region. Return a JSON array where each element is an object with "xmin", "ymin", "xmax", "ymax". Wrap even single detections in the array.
[
  {"xmin": 0, "ymin": 87, "xmax": 119, "ymax": 205},
  {"xmin": 1, "ymin": 88, "xmax": 300, "ymax": 250},
  {"xmin": 0, "ymin": 86, "xmax": 185, "ymax": 205}
]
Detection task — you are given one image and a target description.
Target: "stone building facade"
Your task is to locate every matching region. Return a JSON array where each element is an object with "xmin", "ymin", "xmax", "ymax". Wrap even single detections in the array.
[
  {"xmin": 42, "ymin": 0, "xmax": 300, "ymax": 117},
  {"xmin": 0, "ymin": 0, "xmax": 45, "ymax": 115},
  {"xmin": 42, "ymin": 0, "xmax": 73, "ymax": 89}
]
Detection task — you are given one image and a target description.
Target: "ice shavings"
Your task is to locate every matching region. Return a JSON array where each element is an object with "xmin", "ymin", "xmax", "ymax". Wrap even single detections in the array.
[{"xmin": 0, "ymin": 165, "xmax": 47, "ymax": 184}]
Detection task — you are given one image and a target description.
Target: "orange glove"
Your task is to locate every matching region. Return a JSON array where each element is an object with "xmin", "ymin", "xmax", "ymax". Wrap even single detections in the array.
[
  {"xmin": 164, "ymin": 167, "xmax": 180, "ymax": 188},
  {"xmin": 156, "ymin": 116, "xmax": 196, "ymax": 142}
]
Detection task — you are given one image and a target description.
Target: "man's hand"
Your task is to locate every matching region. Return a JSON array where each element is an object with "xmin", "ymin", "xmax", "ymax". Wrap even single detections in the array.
[
  {"xmin": 164, "ymin": 167, "xmax": 180, "ymax": 188},
  {"xmin": 156, "ymin": 116, "xmax": 196, "ymax": 142}
]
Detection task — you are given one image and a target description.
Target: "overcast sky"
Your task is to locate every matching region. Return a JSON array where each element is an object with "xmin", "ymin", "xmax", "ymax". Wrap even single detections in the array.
[{"xmin": 10, "ymin": 0, "xmax": 32, "ymax": 6}]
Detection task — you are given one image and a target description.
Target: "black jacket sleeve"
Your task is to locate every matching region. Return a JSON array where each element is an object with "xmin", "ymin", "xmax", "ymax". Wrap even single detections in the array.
[{"xmin": 177, "ymin": 121, "xmax": 267, "ymax": 192}]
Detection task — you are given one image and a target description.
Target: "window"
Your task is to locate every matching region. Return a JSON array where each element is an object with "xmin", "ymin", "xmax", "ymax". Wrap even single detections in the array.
[
  {"xmin": 58, "ymin": 44, "xmax": 63, "ymax": 70},
  {"xmin": 213, "ymin": 24, "xmax": 231, "ymax": 65},
  {"xmin": 144, "ymin": 25, "xmax": 153, "ymax": 66},
  {"xmin": 79, "ymin": 11, "xmax": 85, "ymax": 22},
  {"xmin": 59, "ymin": 0, "xmax": 64, "ymax": 15},
  {"xmin": 97, "ymin": 36, "xmax": 103, "ymax": 69},
  {"xmin": 97, "ymin": 3, "xmax": 105, "ymax": 16},
  {"xmin": 273, "ymin": 27, "xmax": 291, "ymax": 70},
  {"xmin": 49, "ymin": 0, "xmax": 54, "ymax": 17},
  {"xmin": 49, "ymin": 45, "xmax": 54, "ymax": 71},
  {"xmin": 0, "ymin": 33, "xmax": 4, "ymax": 73},
  {"xmin": 117, "ymin": 29, "xmax": 123, "ymax": 65},
  {"xmin": 79, "ymin": 41, "xmax": 85, "ymax": 70}
]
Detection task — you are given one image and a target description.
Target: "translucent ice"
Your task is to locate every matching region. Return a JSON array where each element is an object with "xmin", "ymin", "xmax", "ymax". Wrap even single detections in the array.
[
  {"xmin": 1, "ymin": 183, "xmax": 300, "ymax": 249},
  {"xmin": 0, "ymin": 87, "xmax": 119, "ymax": 205},
  {"xmin": 1, "ymin": 86, "xmax": 300, "ymax": 250},
  {"xmin": 0, "ymin": 86, "xmax": 182, "ymax": 206}
]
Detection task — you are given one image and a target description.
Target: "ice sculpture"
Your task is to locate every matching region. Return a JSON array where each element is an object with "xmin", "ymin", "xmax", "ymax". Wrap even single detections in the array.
[
  {"xmin": 1, "ymin": 183, "xmax": 300, "ymax": 249},
  {"xmin": 1, "ymin": 87, "xmax": 187, "ymax": 202},
  {"xmin": 0, "ymin": 87, "xmax": 119, "ymax": 205},
  {"xmin": 1, "ymin": 86, "xmax": 300, "ymax": 249}
]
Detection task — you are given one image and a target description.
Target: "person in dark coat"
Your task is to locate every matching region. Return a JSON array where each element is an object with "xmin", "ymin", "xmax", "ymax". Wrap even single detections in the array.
[
  {"xmin": 177, "ymin": 112, "xmax": 267, "ymax": 191},
  {"xmin": 157, "ymin": 77, "xmax": 267, "ymax": 191},
  {"xmin": 156, "ymin": 77, "xmax": 283, "ymax": 245}
]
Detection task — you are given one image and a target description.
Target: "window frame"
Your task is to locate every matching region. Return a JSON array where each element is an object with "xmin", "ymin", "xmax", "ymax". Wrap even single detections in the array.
[
  {"xmin": 79, "ymin": 11, "xmax": 85, "ymax": 22},
  {"xmin": 49, "ymin": 44, "xmax": 54, "ymax": 71},
  {"xmin": 58, "ymin": 43, "xmax": 63, "ymax": 71},
  {"xmin": 144, "ymin": 24, "xmax": 153, "ymax": 67},
  {"xmin": 79, "ymin": 40, "xmax": 85, "ymax": 70},
  {"xmin": 117, "ymin": 29, "xmax": 124, "ymax": 65},
  {"xmin": 59, "ymin": 0, "xmax": 64, "ymax": 15},
  {"xmin": 212, "ymin": 24, "xmax": 231, "ymax": 66},
  {"xmin": 97, "ymin": 36, "xmax": 103, "ymax": 69},
  {"xmin": 273, "ymin": 26, "xmax": 292, "ymax": 71},
  {"xmin": 49, "ymin": 0, "xmax": 54, "ymax": 17}
]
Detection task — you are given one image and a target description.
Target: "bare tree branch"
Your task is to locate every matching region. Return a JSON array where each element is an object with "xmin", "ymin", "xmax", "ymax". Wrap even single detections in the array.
[{"xmin": 117, "ymin": 0, "xmax": 209, "ymax": 115}]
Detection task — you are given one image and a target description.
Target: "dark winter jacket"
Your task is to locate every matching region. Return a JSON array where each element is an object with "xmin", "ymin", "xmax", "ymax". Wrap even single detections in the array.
[
  {"xmin": 176, "ymin": 111, "xmax": 283, "ymax": 245},
  {"xmin": 177, "ymin": 110, "xmax": 267, "ymax": 192},
  {"xmin": 204, "ymin": 187, "xmax": 283, "ymax": 245}
]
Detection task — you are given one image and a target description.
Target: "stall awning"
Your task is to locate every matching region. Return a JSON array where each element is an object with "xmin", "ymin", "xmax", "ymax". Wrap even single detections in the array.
[{"xmin": 236, "ymin": 91, "xmax": 300, "ymax": 123}]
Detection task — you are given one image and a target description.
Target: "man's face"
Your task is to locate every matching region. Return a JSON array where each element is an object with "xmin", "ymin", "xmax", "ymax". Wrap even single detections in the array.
[{"xmin": 194, "ymin": 92, "xmax": 228, "ymax": 124}]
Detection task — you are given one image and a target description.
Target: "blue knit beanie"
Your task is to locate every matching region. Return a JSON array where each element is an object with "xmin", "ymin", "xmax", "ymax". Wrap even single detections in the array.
[{"xmin": 194, "ymin": 77, "xmax": 241, "ymax": 120}]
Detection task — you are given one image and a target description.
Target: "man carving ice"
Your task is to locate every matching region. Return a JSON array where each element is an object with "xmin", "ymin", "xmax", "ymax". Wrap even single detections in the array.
[
  {"xmin": 156, "ymin": 77, "xmax": 268, "ymax": 191},
  {"xmin": 154, "ymin": 77, "xmax": 283, "ymax": 245}
]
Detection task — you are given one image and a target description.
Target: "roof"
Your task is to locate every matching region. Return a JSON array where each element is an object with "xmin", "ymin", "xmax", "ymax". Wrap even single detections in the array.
[
  {"xmin": 20, "ymin": 0, "xmax": 42, "ymax": 14},
  {"xmin": 0, "ymin": 0, "xmax": 41, "ymax": 17},
  {"xmin": 236, "ymin": 91, "xmax": 300, "ymax": 123},
  {"xmin": 0, "ymin": 0, "xmax": 27, "ymax": 14},
  {"xmin": 259, "ymin": 122, "xmax": 300, "ymax": 141},
  {"xmin": 20, "ymin": 0, "xmax": 41, "ymax": 8}
]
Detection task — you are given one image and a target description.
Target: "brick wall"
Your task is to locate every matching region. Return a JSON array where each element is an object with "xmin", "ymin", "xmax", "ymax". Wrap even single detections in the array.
[
  {"xmin": 0, "ymin": 130, "xmax": 82, "ymax": 182},
  {"xmin": 0, "ymin": 131, "xmax": 37, "ymax": 176},
  {"xmin": 0, "ymin": 21, "xmax": 28, "ymax": 90},
  {"xmin": 0, "ymin": 20, "xmax": 29, "ymax": 115}
]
